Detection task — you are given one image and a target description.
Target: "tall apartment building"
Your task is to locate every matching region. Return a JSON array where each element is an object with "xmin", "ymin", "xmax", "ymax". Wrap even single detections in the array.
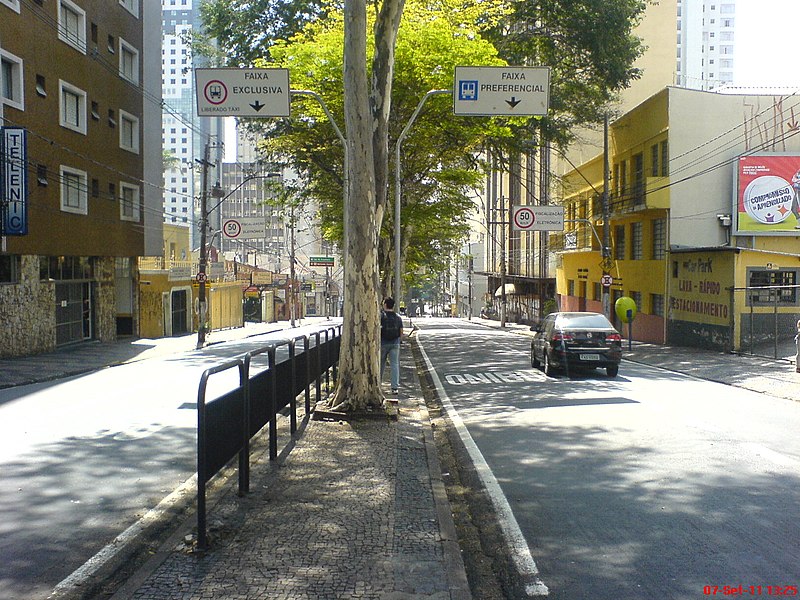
[
  {"xmin": 676, "ymin": 0, "xmax": 737, "ymax": 91},
  {"xmin": 0, "ymin": 0, "xmax": 161, "ymax": 358},
  {"xmin": 161, "ymin": 0, "xmax": 222, "ymax": 249}
]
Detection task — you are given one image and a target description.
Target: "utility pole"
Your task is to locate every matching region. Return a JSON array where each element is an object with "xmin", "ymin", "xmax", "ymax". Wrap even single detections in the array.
[
  {"xmin": 289, "ymin": 204, "xmax": 297, "ymax": 327},
  {"xmin": 500, "ymin": 192, "xmax": 507, "ymax": 328},
  {"xmin": 467, "ymin": 244, "xmax": 473, "ymax": 321},
  {"xmin": 602, "ymin": 114, "xmax": 612, "ymax": 320},
  {"xmin": 196, "ymin": 142, "xmax": 211, "ymax": 349}
]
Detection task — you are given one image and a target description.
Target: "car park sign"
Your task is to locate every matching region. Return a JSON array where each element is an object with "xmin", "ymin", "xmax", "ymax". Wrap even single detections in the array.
[
  {"xmin": 454, "ymin": 66, "xmax": 550, "ymax": 116},
  {"xmin": 195, "ymin": 68, "xmax": 290, "ymax": 117}
]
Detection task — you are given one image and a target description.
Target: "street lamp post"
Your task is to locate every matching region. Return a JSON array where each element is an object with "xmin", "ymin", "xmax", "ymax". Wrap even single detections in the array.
[{"xmin": 196, "ymin": 169, "xmax": 281, "ymax": 349}]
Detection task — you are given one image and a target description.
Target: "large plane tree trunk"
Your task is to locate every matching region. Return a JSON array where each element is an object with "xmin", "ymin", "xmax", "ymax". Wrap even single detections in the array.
[{"xmin": 328, "ymin": 0, "xmax": 404, "ymax": 411}]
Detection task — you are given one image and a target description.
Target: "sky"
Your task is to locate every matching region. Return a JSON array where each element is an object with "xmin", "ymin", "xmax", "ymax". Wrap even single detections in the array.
[{"xmin": 735, "ymin": 0, "xmax": 800, "ymax": 86}]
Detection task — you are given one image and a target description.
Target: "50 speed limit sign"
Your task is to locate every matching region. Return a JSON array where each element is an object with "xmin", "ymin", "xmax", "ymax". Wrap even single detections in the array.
[
  {"xmin": 511, "ymin": 205, "xmax": 564, "ymax": 231},
  {"xmin": 222, "ymin": 219, "xmax": 242, "ymax": 239},
  {"xmin": 513, "ymin": 206, "xmax": 535, "ymax": 230}
]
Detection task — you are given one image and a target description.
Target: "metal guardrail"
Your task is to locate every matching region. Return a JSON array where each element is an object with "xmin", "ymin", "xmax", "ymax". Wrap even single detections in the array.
[{"xmin": 195, "ymin": 325, "xmax": 342, "ymax": 549}]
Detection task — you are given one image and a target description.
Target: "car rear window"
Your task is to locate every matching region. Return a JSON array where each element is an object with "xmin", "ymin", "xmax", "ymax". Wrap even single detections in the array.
[{"xmin": 558, "ymin": 314, "xmax": 613, "ymax": 328}]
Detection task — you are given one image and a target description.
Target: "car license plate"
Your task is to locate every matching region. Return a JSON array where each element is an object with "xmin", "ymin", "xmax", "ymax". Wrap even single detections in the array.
[{"xmin": 579, "ymin": 353, "xmax": 600, "ymax": 361}]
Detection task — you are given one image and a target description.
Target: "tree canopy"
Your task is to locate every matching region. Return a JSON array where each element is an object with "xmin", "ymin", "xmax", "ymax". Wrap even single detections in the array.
[{"xmin": 249, "ymin": 0, "xmax": 511, "ymax": 293}]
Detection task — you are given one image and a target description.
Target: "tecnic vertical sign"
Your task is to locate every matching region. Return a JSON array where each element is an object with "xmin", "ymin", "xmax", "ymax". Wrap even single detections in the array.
[{"xmin": 1, "ymin": 127, "xmax": 28, "ymax": 236}]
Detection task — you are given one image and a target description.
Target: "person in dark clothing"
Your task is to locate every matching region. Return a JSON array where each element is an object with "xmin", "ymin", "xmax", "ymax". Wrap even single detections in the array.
[{"xmin": 380, "ymin": 297, "xmax": 403, "ymax": 393}]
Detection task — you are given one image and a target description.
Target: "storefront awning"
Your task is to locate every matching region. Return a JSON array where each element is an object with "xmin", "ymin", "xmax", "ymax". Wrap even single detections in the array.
[{"xmin": 494, "ymin": 283, "xmax": 517, "ymax": 297}]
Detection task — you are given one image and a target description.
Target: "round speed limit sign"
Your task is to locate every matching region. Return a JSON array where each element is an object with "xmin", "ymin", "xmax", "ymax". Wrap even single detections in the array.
[
  {"xmin": 513, "ymin": 206, "xmax": 536, "ymax": 230},
  {"xmin": 222, "ymin": 219, "xmax": 242, "ymax": 239}
]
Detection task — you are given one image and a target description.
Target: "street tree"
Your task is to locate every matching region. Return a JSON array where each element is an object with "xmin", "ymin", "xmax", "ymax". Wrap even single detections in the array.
[
  {"xmin": 260, "ymin": 0, "xmax": 508, "ymax": 295},
  {"xmin": 486, "ymin": 0, "xmax": 647, "ymax": 148}
]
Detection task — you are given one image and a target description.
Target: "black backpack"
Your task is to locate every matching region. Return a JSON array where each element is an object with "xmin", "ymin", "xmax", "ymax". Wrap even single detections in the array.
[{"xmin": 381, "ymin": 311, "xmax": 402, "ymax": 341}]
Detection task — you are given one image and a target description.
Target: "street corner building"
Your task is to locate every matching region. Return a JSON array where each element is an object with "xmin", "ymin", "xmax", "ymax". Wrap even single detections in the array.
[{"xmin": 0, "ymin": 0, "xmax": 163, "ymax": 358}]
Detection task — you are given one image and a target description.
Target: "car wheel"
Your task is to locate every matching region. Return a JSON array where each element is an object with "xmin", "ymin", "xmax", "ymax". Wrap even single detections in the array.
[
  {"xmin": 543, "ymin": 352, "xmax": 555, "ymax": 377},
  {"xmin": 531, "ymin": 346, "xmax": 540, "ymax": 368},
  {"xmin": 607, "ymin": 365, "xmax": 619, "ymax": 377}
]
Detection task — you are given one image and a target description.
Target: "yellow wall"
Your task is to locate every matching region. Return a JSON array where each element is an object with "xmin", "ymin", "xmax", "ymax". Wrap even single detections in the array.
[
  {"xmin": 163, "ymin": 224, "xmax": 192, "ymax": 261},
  {"xmin": 208, "ymin": 283, "xmax": 244, "ymax": 331},
  {"xmin": 668, "ymin": 251, "xmax": 733, "ymax": 328}
]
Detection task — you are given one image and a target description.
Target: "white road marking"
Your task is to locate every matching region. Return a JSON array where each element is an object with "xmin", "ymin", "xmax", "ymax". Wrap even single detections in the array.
[
  {"xmin": 49, "ymin": 475, "xmax": 196, "ymax": 598},
  {"xmin": 417, "ymin": 334, "xmax": 549, "ymax": 596}
]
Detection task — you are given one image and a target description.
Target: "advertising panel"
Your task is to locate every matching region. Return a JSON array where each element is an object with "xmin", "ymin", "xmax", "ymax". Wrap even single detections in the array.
[
  {"xmin": 735, "ymin": 153, "xmax": 800, "ymax": 235},
  {"xmin": 669, "ymin": 251, "xmax": 733, "ymax": 327}
]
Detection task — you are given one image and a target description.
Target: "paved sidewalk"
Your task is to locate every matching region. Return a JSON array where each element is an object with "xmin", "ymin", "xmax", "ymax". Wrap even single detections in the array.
[
  {"xmin": 0, "ymin": 321, "xmax": 296, "ymax": 389},
  {"xmin": 4, "ymin": 324, "xmax": 469, "ymax": 600},
  {"xmin": 106, "ymin": 339, "xmax": 469, "ymax": 600}
]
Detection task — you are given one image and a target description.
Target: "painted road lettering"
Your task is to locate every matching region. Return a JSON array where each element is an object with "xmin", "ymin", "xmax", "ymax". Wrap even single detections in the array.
[{"xmin": 444, "ymin": 370, "xmax": 541, "ymax": 385}]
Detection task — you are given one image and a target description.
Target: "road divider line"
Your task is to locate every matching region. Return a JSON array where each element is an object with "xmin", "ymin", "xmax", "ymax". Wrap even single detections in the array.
[{"xmin": 417, "ymin": 334, "xmax": 549, "ymax": 597}]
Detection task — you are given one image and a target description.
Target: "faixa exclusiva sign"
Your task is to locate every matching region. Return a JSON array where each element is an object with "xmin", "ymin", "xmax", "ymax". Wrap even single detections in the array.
[{"xmin": 735, "ymin": 154, "xmax": 800, "ymax": 235}]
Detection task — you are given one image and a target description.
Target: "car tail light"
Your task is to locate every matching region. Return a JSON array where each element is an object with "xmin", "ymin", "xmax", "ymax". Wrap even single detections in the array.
[
  {"xmin": 551, "ymin": 333, "xmax": 573, "ymax": 342},
  {"xmin": 606, "ymin": 333, "xmax": 622, "ymax": 343}
]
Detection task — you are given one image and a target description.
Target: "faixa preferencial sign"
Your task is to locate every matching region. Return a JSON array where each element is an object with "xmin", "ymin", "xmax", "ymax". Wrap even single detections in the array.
[
  {"xmin": 454, "ymin": 66, "xmax": 550, "ymax": 116},
  {"xmin": 195, "ymin": 68, "xmax": 290, "ymax": 117}
]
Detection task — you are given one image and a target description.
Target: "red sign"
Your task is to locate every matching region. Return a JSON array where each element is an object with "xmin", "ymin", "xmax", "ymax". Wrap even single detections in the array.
[{"xmin": 736, "ymin": 154, "xmax": 800, "ymax": 235}]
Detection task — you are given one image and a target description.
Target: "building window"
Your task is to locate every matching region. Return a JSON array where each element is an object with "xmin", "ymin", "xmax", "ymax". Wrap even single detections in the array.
[
  {"xmin": 59, "ymin": 80, "xmax": 86, "ymax": 134},
  {"xmin": 119, "ymin": 38, "xmax": 139, "ymax": 84},
  {"xmin": 614, "ymin": 225, "xmax": 626, "ymax": 260},
  {"xmin": 651, "ymin": 293, "xmax": 664, "ymax": 317},
  {"xmin": 58, "ymin": 0, "xmax": 87, "ymax": 54},
  {"xmin": 37, "ymin": 164, "xmax": 48, "ymax": 186},
  {"xmin": 631, "ymin": 222, "xmax": 643, "ymax": 259},
  {"xmin": 652, "ymin": 219, "xmax": 666, "ymax": 259},
  {"xmin": 568, "ymin": 280, "xmax": 575, "ymax": 296},
  {"xmin": 119, "ymin": 110, "xmax": 139, "ymax": 153},
  {"xmin": 35, "ymin": 74, "xmax": 46, "ymax": 97},
  {"xmin": 630, "ymin": 291, "xmax": 642, "ymax": 313},
  {"xmin": 119, "ymin": 182, "xmax": 140, "ymax": 221},
  {"xmin": 60, "ymin": 166, "xmax": 88, "ymax": 214},
  {"xmin": 0, "ymin": 1, "xmax": 21, "ymax": 13},
  {"xmin": 119, "ymin": 0, "xmax": 139, "ymax": 17},
  {"xmin": 650, "ymin": 143, "xmax": 659, "ymax": 177},
  {"xmin": 660, "ymin": 141, "xmax": 669, "ymax": 176},
  {"xmin": 632, "ymin": 153, "xmax": 644, "ymax": 205},
  {"xmin": 747, "ymin": 269, "xmax": 799, "ymax": 306},
  {"xmin": 0, "ymin": 255, "xmax": 20, "ymax": 283},
  {"xmin": 1, "ymin": 47, "xmax": 24, "ymax": 110},
  {"xmin": 39, "ymin": 255, "xmax": 93, "ymax": 281}
]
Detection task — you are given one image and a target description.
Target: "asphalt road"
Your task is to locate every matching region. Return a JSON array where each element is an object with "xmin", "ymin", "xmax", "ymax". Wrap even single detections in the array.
[
  {"xmin": 0, "ymin": 323, "xmax": 328, "ymax": 600},
  {"xmin": 414, "ymin": 317, "xmax": 800, "ymax": 599}
]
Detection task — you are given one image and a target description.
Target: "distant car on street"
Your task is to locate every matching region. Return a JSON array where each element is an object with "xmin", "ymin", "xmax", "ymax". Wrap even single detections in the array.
[{"xmin": 531, "ymin": 312, "xmax": 622, "ymax": 377}]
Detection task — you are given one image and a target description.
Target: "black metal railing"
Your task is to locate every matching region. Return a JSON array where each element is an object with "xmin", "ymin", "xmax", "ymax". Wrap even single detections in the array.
[{"xmin": 196, "ymin": 325, "xmax": 342, "ymax": 549}]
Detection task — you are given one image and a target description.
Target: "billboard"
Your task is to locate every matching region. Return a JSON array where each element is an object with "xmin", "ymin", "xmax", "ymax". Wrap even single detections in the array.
[{"xmin": 735, "ymin": 153, "xmax": 800, "ymax": 235}]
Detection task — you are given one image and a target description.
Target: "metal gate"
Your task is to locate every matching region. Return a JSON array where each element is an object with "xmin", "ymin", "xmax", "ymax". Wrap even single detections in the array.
[
  {"xmin": 171, "ymin": 289, "xmax": 189, "ymax": 335},
  {"xmin": 55, "ymin": 282, "xmax": 92, "ymax": 346},
  {"xmin": 732, "ymin": 284, "xmax": 800, "ymax": 359}
]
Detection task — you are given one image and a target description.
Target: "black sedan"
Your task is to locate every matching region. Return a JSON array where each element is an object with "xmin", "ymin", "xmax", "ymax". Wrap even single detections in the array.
[{"xmin": 531, "ymin": 312, "xmax": 622, "ymax": 377}]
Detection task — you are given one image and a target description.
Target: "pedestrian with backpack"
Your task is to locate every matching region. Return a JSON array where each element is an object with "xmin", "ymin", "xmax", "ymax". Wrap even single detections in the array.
[{"xmin": 380, "ymin": 297, "xmax": 404, "ymax": 393}]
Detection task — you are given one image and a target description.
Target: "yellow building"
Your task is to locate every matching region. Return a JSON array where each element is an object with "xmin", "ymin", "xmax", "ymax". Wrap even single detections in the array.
[{"xmin": 558, "ymin": 87, "xmax": 800, "ymax": 351}]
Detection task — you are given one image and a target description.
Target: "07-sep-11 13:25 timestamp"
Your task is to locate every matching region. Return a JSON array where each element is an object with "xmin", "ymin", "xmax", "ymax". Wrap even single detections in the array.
[{"xmin": 703, "ymin": 586, "xmax": 798, "ymax": 596}]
